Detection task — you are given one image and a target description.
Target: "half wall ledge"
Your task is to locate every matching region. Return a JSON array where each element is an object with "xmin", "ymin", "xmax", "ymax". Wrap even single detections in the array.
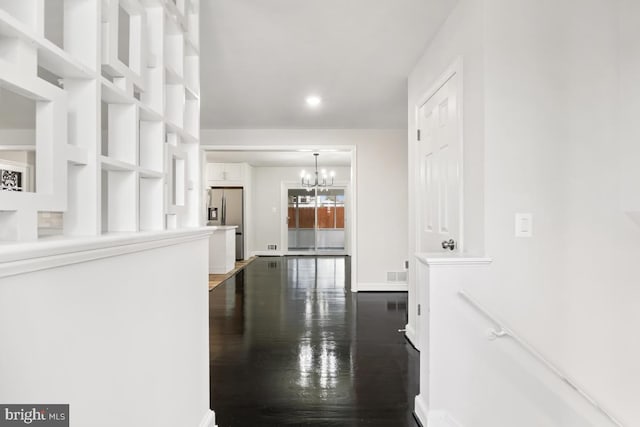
[{"xmin": 0, "ymin": 228, "xmax": 213, "ymax": 278}]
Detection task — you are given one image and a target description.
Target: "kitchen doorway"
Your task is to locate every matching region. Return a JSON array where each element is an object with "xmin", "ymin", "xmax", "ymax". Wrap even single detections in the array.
[{"xmin": 203, "ymin": 145, "xmax": 356, "ymax": 287}]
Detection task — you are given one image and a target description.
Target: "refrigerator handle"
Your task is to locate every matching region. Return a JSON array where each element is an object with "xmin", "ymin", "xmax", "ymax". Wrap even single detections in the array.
[{"xmin": 222, "ymin": 195, "xmax": 226, "ymax": 225}]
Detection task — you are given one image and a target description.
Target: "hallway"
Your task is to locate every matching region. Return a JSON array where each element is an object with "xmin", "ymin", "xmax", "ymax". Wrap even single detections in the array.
[{"xmin": 209, "ymin": 256, "xmax": 419, "ymax": 426}]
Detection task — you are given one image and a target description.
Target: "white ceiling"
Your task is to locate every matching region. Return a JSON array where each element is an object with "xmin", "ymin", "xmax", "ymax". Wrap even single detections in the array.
[
  {"xmin": 206, "ymin": 150, "xmax": 351, "ymax": 167},
  {"xmin": 200, "ymin": 0, "xmax": 457, "ymax": 129},
  {"xmin": 0, "ymin": 2, "xmax": 457, "ymax": 131}
]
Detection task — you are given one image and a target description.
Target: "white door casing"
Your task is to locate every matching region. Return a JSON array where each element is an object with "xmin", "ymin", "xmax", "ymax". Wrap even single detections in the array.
[{"xmin": 417, "ymin": 72, "xmax": 462, "ymax": 254}]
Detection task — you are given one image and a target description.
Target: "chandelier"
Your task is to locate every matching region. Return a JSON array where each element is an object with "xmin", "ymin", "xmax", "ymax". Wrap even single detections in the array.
[{"xmin": 300, "ymin": 153, "xmax": 335, "ymax": 191}]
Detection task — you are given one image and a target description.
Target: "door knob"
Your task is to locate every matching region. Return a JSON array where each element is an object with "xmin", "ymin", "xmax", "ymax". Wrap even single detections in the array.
[{"xmin": 442, "ymin": 239, "xmax": 456, "ymax": 251}]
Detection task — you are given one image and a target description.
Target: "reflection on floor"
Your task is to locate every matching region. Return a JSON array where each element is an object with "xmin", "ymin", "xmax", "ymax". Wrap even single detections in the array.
[{"xmin": 209, "ymin": 256, "xmax": 420, "ymax": 427}]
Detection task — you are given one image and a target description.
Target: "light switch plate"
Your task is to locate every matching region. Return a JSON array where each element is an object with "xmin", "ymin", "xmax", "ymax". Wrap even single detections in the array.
[{"xmin": 515, "ymin": 213, "xmax": 533, "ymax": 237}]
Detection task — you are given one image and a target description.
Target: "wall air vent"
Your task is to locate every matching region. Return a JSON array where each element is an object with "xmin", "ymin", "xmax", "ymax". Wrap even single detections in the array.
[{"xmin": 387, "ymin": 271, "xmax": 408, "ymax": 283}]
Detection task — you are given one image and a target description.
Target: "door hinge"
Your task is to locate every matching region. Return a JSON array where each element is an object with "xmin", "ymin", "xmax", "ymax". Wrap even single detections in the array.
[
  {"xmin": 417, "ymin": 304, "xmax": 421, "ymax": 316},
  {"xmin": 417, "ymin": 129, "xmax": 421, "ymax": 141}
]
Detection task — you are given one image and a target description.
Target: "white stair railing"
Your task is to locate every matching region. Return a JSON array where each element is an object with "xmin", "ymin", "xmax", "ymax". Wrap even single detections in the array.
[{"xmin": 458, "ymin": 289, "xmax": 624, "ymax": 427}]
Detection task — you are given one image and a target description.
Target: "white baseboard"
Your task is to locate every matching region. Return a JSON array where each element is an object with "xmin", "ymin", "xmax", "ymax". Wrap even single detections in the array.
[
  {"xmin": 414, "ymin": 393, "xmax": 429, "ymax": 426},
  {"xmin": 405, "ymin": 323, "xmax": 419, "ymax": 350},
  {"xmin": 427, "ymin": 410, "xmax": 463, "ymax": 427},
  {"xmin": 356, "ymin": 282, "xmax": 408, "ymax": 292},
  {"xmin": 198, "ymin": 409, "xmax": 216, "ymax": 427},
  {"xmin": 414, "ymin": 401, "xmax": 464, "ymax": 427},
  {"xmin": 251, "ymin": 250, "xmax": 285, "ymax": 256},
  {"xmin": 251, "ymin": 251, "xmax": 350, "ymax": 257}
]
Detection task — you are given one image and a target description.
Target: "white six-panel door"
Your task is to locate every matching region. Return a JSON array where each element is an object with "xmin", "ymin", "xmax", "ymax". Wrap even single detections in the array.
[{"xmin": 417, "ymin": 73, "xmax": 461, "ymax": 254}]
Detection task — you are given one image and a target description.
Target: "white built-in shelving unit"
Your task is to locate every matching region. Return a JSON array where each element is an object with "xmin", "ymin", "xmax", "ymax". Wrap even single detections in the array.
[{"xmin": 0, "ymin": 0, "xmax": 201, "ymax": 241}]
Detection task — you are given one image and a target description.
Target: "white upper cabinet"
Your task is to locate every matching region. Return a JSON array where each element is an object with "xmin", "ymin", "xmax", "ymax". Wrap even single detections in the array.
[
  {"xmin": 223, "ymin": 163, "xmax": 243, "ymax": 181},
  {"xmin": 207, "ymin": 163, "xmax": 244, "ymax": 185}
]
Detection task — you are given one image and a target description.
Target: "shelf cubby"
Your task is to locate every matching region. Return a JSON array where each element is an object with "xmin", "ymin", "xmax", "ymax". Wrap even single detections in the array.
[
  {"xmin": 0, "ymin": 0, "xmax": 200, "ymax": 241},
  {"xmin": 139, "ymin": 120, "xmax": 164, "ymax": 172},
  {"xmin": 64, "ymin": 79, "xmax": 100, "ymax": 150},
  {"xmin": 101, "ymin": 76, "xmax": 136, "ymax": 104},
  {"xmin": 164, "ymin": 31, "xmax": 183, "ymax": 78},
  {"xmin": 65, "ymin": 161, "xmax": 98, "ymax": 236},
  {"xmin": 101, "ymin": 168, "xmax": 139, "ymax": 233},
  {"xmin": 139, "ymin": 175, "xmax": 163, "ymax": 230},
  {"xmin": 165, "ymin": 120, "xmax": 197, "ymax": 143},
  {"xmin": 184, "ymin": 99, "xmax": 199, "ymax": 137},
  {"xmin": 141, "ymin": 6, "xmax": 164, "ymax": 113},
  {"xmin": 165, "ymin": 83, "xmax": 185, "ymax": 128},
  {"xmin": 101, "ymin": 0, "xmax": 146, "ymax": 91},
  {"xmin": 185, "ymin": 0, "xmax": 199, "ymax": 60},
  {"xmin": 106, "ymin": 103, "xmax": 138, "ymax": 165},
  {"xmin": 0, "ymin": 8, "xmax": 95, "ymax": 79},
  {"xmin": 43, "ymin": 0, "xmax": 64, "ymax": 49},
  {"xmin": 170, "ymin": 152, "xmax": 185, "ymax": 206},
  {"xmin": 165, "ymin": 136, "xmax": 187, "ymax": 228},
  {"xmin": 43, "ymin": 0, "xmax": 100, "ymax": 70},
  {"xmin": 184, "ymin": 54, "xmax": 199, "ymax": 95},
  {"xmin": 181, "ymin": 141, "xmax": 200, "ymax": 227},
  {"xmin": 142, "ymin": 66, "xmax": 164, "ymax": 113}
]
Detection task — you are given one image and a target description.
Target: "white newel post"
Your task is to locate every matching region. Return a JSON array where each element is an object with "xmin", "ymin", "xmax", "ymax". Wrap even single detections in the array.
[{"xmin": 413, "ymin": 254, "xmax": 492, "ymax": 427}]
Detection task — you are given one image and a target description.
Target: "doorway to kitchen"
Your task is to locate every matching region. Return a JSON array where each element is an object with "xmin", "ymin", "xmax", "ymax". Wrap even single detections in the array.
[{"xmin": 202, "ymin": 145, "xmax": 356, "ymax": 286}]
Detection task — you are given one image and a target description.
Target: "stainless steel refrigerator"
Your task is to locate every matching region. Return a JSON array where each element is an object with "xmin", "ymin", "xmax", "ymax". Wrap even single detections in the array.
[{"xmin": 207, "ymin": 187, "xmax": 244, "ymax": 260}]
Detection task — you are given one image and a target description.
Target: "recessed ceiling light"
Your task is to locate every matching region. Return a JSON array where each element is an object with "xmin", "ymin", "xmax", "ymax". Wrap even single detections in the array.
[{"xmin": 305, "ymin": 95, "xmax": 322, "ymax": 108}]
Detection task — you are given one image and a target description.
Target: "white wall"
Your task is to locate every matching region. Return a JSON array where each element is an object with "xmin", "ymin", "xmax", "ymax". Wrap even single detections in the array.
[
  {"xmin": 0, "ymin": 129, "xmax": 35, "ymax": 146},
  {"xmin": 416, "ymin": 259, "xmax": 617, "ymax": 427},
  {"xmin": 251, "ymin": 165, "xmax": 350, "ymax": 252},
  {"xmin": 410, "ymin": 0, "xmax": 640, "ymax": 425},
  {"xmin": 619, "ymin": 0, "xmax": 640, "ymax": 219},
  {"xmin": 483, "ymin": 1, "xmax": 637, "ymax": 424},
  {"xmin": 0, "ymin": 231, "xmax": 214, "ymax": 427},
  {"xmin": 201, "ymin": 129, "xmax": 409, "ymax": 287}
]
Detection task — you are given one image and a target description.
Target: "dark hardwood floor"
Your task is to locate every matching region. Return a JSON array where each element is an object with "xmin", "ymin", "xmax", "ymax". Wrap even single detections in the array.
[{"xmin": 209, "ymin": 256, "xmax": 420, "ymax": 427}]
